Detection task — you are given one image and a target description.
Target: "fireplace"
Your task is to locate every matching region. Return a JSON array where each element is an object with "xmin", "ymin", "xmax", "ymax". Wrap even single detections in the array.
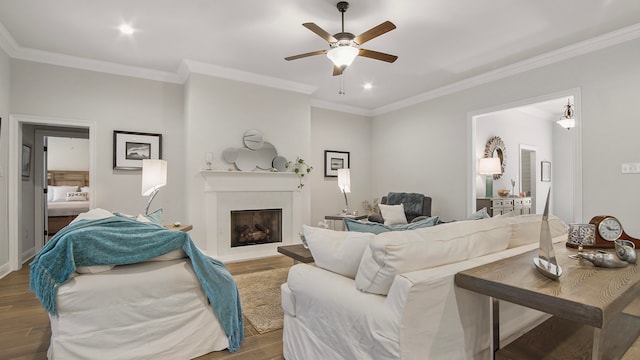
[
  {"xmin": 231, "ymin": 208, "xmax": 282, "ymax": 247},
  {"xmin": 202, "ymin": 170, "xmax": 306, "ymax": 262}
]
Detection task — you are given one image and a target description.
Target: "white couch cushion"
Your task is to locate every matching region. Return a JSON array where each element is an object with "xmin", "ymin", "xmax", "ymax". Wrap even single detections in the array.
[
  {"xmin": 355, "ymin": 216, "xmax": 512, "ymax": 295},
  {"xmin": 303, "ymin": 225, "xmax": 374, "ymax": 279},
  {"xmin": 508, "ymin": 214, "xmax": 567, "ymax": 248}
]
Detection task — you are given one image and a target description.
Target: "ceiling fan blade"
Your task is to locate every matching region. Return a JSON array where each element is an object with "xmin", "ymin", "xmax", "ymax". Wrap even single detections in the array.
[
  {"xmin": 285, "ymin": 50, "xmax": 328, "ymax": 61},
  {"xmin": 303, "ymin": 22, "xmax": 338, "ymax": 43},
  {"xmin": 333, "ymin": 65, "xmax": 344, "ymax": 76},
  {"xmin": 354, "ymin": 21, "xmax": 396, "ymax": 45},
  {"xmin": 358, "ymin": 49, "xmax": 398, "ymax": 63}
]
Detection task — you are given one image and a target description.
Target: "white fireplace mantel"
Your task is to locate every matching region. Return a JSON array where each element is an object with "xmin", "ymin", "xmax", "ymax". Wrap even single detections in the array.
[{"xmin": 201, "ymin": 170, "xmax": 303, "ymax": 262}]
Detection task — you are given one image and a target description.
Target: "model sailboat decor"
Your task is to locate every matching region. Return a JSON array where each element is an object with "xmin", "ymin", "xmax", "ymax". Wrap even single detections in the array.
[{"xmin": 533, "ymin": 189, "xmax": 563, "ymax": 280}]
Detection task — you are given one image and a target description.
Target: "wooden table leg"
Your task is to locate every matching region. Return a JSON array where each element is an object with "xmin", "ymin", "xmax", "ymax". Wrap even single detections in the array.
[
  {"xmin": 492, "ymin": 297, "xmax": 500, "ymax": 357},
  {"xmin": 592, "ymin": 327, "xmax": 604, "ymax": 360}
]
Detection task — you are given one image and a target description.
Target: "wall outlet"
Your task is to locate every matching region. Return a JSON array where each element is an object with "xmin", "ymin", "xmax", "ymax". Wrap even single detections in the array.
[{"xmin": 621, "ymin": 163, "xmax": 640, "ymax": 174}]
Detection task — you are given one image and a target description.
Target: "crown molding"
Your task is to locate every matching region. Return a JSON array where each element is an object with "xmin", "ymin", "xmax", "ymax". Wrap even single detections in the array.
[
  {"xmin": 14, "ymin": 47, "xmax": 182, "ymax": 84},
  {"xmin": 180, "ymin": 59, "xmax": 317, "ymax": 95},
  {"xmin": 310, "ymin": 99, "xmax": 372, "ymax": 117},
  {"xmin": 372, "ymin": 23, "xmax": 640, "ymax": 116},
  {"xmin": 0, "ymin": 21, "xmax": 18, "ymax": 57}
]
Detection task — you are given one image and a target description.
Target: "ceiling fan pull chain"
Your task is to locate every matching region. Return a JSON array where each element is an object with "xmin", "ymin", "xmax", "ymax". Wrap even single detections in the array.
[{"xmin": 339, "ymin": 73, "xmax": 346, "ymax": 95}]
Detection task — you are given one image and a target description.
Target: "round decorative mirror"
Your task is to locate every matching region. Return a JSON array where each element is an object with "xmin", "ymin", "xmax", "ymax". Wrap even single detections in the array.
[
  {"xmin": 243, "ymin": 129, "xmax": 264, "ymax": 150},
  {"xmin": 483, "ymin": 136, "xmax": 506, "ymax": 179}
]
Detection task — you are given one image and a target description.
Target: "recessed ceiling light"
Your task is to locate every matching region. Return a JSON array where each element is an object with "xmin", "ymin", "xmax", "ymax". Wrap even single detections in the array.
[
  {"xmin": 119, "ymin": 23, "xmax": 135, "ymax": 35},
  {"xmin": 363, "ymin": 82, "xmax": 373, "ymax": 90}
]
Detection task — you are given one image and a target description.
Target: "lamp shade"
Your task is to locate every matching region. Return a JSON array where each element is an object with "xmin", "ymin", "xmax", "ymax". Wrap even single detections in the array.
[
  {"xmin": 141, "ymin": 159, "xmax": 167, "ymax": 196},
  {"xmin": 327, "ymin": 46, "xmax": 359, "ymax": 68},
  {"xmin": 337, "ymin": 168, "xmax": 351, "ymax": 193},
  {"xmin": 556, "ymin": 118, "xmax": 575, "ymax": 129},
  {"xmin": 478, "ymin": 158, "xmax": 502, "ymax": 175}
]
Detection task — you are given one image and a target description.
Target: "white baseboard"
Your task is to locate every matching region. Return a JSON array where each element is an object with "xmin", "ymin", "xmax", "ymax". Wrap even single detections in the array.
[
  {"xmin": 0, "ymin": 262, "xmax": 11, "ymax": 279},
  {"xmin": 21, "ymin": 247, "xmax": 36, "ymax": 264}
]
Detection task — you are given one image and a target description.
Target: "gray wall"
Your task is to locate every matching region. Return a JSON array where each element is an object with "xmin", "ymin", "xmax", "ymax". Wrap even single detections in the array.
[
  {"xmin": 0, "ymin": 47, "xmax": 10, "ymax": 275},
  {"xmin": 310, "ymin": 107, "xmax": 372, "ymax": 226},
  {"xmin": 10, "ymin": 60, "xmax": 186, "ymax": 227},
  {"xmin": 47, "ymin": 137, "xmax": 90, "ymax": 170},
  {"xmin": 372, "ymin": 39, "xmax": 640, "ymax": 234}
]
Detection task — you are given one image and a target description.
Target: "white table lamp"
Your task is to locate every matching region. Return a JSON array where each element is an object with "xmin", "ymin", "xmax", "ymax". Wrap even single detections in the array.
[
  {"xmin": 337, "ymin": 168, "xmax": 351, "ymax": 214},
  {"xmin": 142, "ymin": 159, "xmax": 167, "ymax": 215},
  {"xmin": 478, "ymin": 158, "xmax": 501, "ymax": 198}
]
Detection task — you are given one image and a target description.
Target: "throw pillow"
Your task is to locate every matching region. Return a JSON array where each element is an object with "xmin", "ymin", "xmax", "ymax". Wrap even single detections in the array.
[
  {"xmin": 467, "ymin": 207, "xmax": 490, "ymax": 220},
  {"xmin": 303, "ymin": 224, "xmax": 374, "ymax": 279},
  {"xmin": 66, "ymin": 191, "xmax": 88, "ymax": 201},
  {"xmin": 410, "ymin": 215, "xmax": 428, "ymax": 223},
  {"xmin": 378, "ymin": 203, "xmax": 408, "ymax": 225},
  {"xmin": 344, "ymin": 218, "xmax": 391, "ymax": 234},
  {"xmin": 390, "ymin": 216, "xmax": 440, "ymax": 230},
  {"xmin": 144, "ymin": 208, "xmax": 163, "ymax": 225},
  {"xmin": 51, "ymin": 185, "xmax": 79, "ymax": 201}
]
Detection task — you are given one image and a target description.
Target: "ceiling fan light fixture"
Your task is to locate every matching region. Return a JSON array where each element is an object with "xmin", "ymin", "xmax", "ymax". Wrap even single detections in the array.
[{"xmin": 327, "ymin": 45, "xmax": 359, "ymax": 68}]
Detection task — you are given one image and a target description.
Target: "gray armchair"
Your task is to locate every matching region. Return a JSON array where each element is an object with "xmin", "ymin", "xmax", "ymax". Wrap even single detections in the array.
[{"xmin": 368, "ymin": 192, "xmax": 432, "ymax": 223}]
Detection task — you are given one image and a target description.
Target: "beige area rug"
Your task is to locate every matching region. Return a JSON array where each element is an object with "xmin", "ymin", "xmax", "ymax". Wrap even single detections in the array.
[{"xmin": 234, "ymin": 267, "xmax": 290, "ymax": 334}]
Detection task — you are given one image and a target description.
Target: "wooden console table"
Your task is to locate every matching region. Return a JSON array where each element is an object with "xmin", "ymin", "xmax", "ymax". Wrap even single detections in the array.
[{"xmin": 455, "ymin": 242, "xmax": 640, "ymax": 359}]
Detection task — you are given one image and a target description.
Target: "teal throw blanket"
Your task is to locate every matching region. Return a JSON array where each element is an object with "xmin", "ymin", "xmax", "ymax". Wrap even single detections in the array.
[{"xmin": 29, "ymin": 216, "xmax": 244, "ymax": 352}]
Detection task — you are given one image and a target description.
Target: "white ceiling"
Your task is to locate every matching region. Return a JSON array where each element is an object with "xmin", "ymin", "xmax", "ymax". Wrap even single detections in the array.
[{"xmin": 0, "ymin": 0, "xmax": 639, "ymax": 113}]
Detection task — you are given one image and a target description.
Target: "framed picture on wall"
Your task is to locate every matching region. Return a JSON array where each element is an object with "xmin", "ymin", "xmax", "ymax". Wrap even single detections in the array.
[
  {"xmin": 541, "ymin": 161, "xmax": 551, "ymax": 182},
  {"xmin": 324, "ymin": 150, "xmax": 350, "ymax": 177},
  {"xmin": 113, "ymin": 130, "xmax": 162, "ymax": 169},
  {"xmin": 22, "ymin": 144, "xmax": 32, "ymax": 180}
]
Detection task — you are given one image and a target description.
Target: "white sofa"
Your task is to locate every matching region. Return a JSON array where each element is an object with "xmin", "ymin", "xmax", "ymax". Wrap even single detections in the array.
[{"xmin": 281, "ymin": 214, "xmax": 567, "ymax": 360}]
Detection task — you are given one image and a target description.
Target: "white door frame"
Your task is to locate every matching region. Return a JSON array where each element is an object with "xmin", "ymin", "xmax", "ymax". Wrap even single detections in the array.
[
  {"xmin": 466, "ymin": 88, "xmax": 583, "ymax": 223},
  {"xmin": 8, "ymin": 114, "xmax": 96, "ymax": 270}
]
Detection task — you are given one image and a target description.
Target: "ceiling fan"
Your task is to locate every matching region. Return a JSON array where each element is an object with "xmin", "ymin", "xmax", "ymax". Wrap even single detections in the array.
[{"xmin": 285, "ymin": 1, "xmax": 397, "ymax": 76}]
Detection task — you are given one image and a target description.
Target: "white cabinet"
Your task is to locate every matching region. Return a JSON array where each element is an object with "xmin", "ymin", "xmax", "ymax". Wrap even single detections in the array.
[{"xmin": 476, "ymin": 197, "xmax": 532, "ymax": 217}]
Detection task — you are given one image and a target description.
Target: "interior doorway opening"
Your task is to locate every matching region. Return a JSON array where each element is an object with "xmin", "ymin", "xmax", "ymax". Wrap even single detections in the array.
[
  {"xmin": 8, "ymin": 114, "xmax": 96, "ymax": 271},
  {"xmin": 519, "ymin": 145, "xmax": 537, "ymax": 214},
  {"xmin": 467, "ymin": 89, "xmax": 582, "ymax": 225}
]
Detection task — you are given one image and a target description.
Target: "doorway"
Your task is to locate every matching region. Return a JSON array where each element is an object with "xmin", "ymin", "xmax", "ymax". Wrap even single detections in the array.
[
  {"xmin": 7, "ymin": 114, "xmax": 96, "ymax": 271},
  {"xmin": 519, "ymin": 145, "xmax": 536, "ymax": 213},
  {"xmin": 467, "ymin": 89, "xmax": 582, "ymax": 224},
  {"xmin": 35, "ymin": 130, "xmax": 90, "ymax": 249}
]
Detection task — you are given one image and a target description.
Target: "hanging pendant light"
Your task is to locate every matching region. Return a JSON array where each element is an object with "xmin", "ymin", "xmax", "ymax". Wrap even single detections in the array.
[{"xmin": 556, "ymin": 99, "xmax": 575, "ymax": 129}]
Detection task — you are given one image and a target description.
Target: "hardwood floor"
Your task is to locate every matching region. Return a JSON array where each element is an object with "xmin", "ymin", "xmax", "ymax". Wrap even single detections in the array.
[{"xmin": 0, "ymin": 255, "xmax": 293, "ymax": 360}]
